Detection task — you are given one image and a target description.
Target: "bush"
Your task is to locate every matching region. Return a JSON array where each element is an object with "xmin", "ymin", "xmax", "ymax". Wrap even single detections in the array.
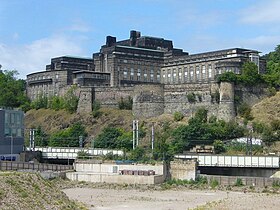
[
  {"xmin": 187, "ymin": 92, "xmax": 196, "ymax": 103},
  {"xmin": 92, "ymin": 100, "xmax": 102, "ymax": 118},
  {"xmin": 118, "ymin": 96, "xmax": 133, "ymax": 110},
  {"xmin": 77, "ymin": 151, "xmax": 91, "ymax": 159},
  {"xmin": 210, "ymin": 179, "xmax": 219, "ymax": 188},
  {"xmin": 213, "ymin": 140, "xmax": 226, "ymax": 154},
  {"xmin": 48, "ymin": 122, "xmax": 87, "ymax": 147},
  {"xmin": 235, "ymin": 178, "xmax": 244, "ymax": 186},
  {"xmin": 63, "ymin": 86, "xmax": 79, "ymax": 113},
  {"xmin": 173, "ymin": 111, "xmax": 184, "ymax": 121},
  {"xmin": 237, "ymin": 103, "xmax": 253, "ymax": 121}
]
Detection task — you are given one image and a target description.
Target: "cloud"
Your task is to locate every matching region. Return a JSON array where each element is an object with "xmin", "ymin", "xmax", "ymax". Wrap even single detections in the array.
[
  {"xmin": 240, "ymin": 0, "xmax": 280, "ymax": 24},
  {"xmin": 0, "ymin": 34, "xmax": 86, "ymax": 79},
  {"xmin": 67, "ymin": 20, "xmax": 91, "ymax": 32},
  {"xmin": 239, "ymin": 35, "xmax": 280, "ymax": 54}
]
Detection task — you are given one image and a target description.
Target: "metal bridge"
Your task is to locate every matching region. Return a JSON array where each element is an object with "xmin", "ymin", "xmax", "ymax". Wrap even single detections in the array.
[
  {"xmin": 27, "ymin": 147, "xmax": 123, "ymax": 159},
  {"xmin": 175, "ymin": 154, "xmax": 280, "ymax": 168}
]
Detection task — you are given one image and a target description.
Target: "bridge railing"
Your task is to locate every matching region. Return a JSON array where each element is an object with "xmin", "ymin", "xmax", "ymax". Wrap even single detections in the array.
[
  {"xmin": 175, "ymin": 154, "xmax": 280, "ymax": 168},
  {"xmin": 0, "ymin": 161, "xmax": 73, "ymax": 171},
  {"xmin": 26, "ymin": 147, "xmax": 123, "ymax": 159}
]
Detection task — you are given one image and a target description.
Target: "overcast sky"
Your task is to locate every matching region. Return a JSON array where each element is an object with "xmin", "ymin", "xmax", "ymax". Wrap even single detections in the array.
[{"xmin": 1, "ymin": 0, "xmax": 280, "ymax": 78}]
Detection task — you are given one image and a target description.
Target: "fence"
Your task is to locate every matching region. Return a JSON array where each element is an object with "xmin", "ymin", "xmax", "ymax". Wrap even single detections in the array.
[
  {"xmin": 202, "ymin": 174, "xmax": 280, "ymax": 187},
  {"xmin": 0, "ymin": 161, "xmax": 73, "ymax": 172}
]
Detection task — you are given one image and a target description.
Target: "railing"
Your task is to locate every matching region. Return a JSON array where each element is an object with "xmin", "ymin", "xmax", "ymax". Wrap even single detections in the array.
[
  {"xmin": 26, "ymin": 147, "xmax": 123, "ymax": 159},
  {"xmin": 175, "ymin": 154, "xmax": 280, "ymax": 168},
  {"xmin": 202, "ymin": 174, "xmax": 280, "ymax": 187},
  {"xmin": 0, "ymin": 161, "xmax": 73, "ymax": 171}
]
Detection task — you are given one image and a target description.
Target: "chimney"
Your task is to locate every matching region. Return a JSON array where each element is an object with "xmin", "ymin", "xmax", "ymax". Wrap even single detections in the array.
[{"xmin": 106, "ymin": 36, "xmax": 116, "ymax": 47}]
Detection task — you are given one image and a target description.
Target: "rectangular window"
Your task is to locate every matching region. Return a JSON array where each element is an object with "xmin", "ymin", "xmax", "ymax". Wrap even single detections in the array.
[
  {"xmin": 184, "ymin": 68, "xmax": 188, "ymax": 81},
  {"xmin": 130, "ymin": 68, "xmax": 134, "ymax": 80},
  {"xmin": 137, "ymin": 69, "xmax": 141, "ymax": 81},
  {"xmin": 208, "ymin": 64, "xmax": 212, "ymax": 78},
  {"xmin": 202, "ymin": 65, "xmax": 206, "ymax": 79},
  {"xmin": 123, "ymin": 68, "xmax": 128, "ymax": 79},
  {"xmin": 196, "ymin": 66, "xmax": 200, "ymax": 80},
  {"xmin": 190, "ymin": 66, "xmax": 194, "ymax": 81},
  {"xmin": 167, "ymin": 69, "xmax": 171, "ymax": 83},
  {"xmin": 178, "ymin": 68, "xmax": 182, "ymax": 83},
  {"xmin": 157, "ymin": 73, "xmax": 161, "ymax": 82}
]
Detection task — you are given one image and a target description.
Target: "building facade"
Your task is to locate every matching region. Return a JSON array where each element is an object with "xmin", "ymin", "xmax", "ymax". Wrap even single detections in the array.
[
  {"xmin": 26, "ymin": 31, "xmax": 266, "ymax": 120},
  {"xmin": 0, "ymin": 108, "xmax": 24, "ymax": 157}
]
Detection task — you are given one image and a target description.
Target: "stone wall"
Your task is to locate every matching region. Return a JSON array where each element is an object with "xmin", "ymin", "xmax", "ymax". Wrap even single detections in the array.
[
  {"xmin": 76, "ymin": 81, "xmax": 266, "ymax": 122},
  {"xmin": 77, "ymin": 87, "xmax": 93, "ymax": 114},
  {"xmin": 170, "ymin": 159, "xmax": 197, "ymax": 181},
  {"xmin": 132, "ymin": 84, "xmax": 164, "ymax": 118},
  {"xmin": 164, "ymin": 83, "xmax": 219, "ymax": 118},
  {"xmin": 94, "ymin": 86, "xmax": 134, "ymax": 108}
]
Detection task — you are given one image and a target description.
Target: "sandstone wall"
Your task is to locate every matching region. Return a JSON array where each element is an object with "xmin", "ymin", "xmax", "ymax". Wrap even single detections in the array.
[
  {"xmin": 94, "ymin": 86, "xmax": 134, "ymax": 108},
  {"xmin": 133, "ymin": 84, "xmax": 164, "ymax": 118}
]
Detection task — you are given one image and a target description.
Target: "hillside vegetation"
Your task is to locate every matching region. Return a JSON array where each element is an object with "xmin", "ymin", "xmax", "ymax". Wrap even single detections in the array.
[
  {"xmin": 0, "ymin": 172, "xmax": 86, "ymax": 210},
  {"xmin": 251, "ymin": 91, "xmax": 280, "ymax": 124}
]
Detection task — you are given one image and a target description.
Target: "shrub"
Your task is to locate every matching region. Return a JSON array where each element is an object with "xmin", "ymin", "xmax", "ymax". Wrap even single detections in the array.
[
  {"xmin": 77, "ymin": 151, "xmax": 91, "ymax": 159},
  {"xmin": 213, "ymin": 140, "xmax": 226, "ymax": 154},
  {"xmin": 235, "ymin": 178, "xmax": 244, "ymax": 186},
  {"xmin": 118, "ymin": 96, "xmax": 133, "ymax": 110},
  {"xmin": 92, "ymin": 100, "xmax": 102, "ymax": 118},
  {"xmin": 187, "ymin": 92, "xmax": 196, "ymax": 103},
  {"xmin": 63, "ymin": 86, "xmax": 79, "ymax": 113},
  {"xmin": 210, "ymin": 179, "xmax": 219, "ymax": 188},
  {"xmin": 173, "ymin": 111, "xmax": 184, "ymax": 121},
  {"xmin": 237, "ymin": 103, "xmax": 253, "ymax": 121}
]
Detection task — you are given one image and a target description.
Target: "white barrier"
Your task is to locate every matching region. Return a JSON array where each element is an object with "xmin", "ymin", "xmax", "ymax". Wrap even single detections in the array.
[
  {"xmin": 175, "ymin": 154, "xmax": 280, "ymax": 168},
  {"xmin": 26, "ymin": 147, "xmax": 123, "ymax": 159}
]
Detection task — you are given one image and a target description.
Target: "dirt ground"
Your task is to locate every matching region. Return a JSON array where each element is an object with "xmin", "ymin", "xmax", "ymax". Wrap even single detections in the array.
[{"xmin": 63, "ymin": 187, "xmax": 280, "ymax": 210}]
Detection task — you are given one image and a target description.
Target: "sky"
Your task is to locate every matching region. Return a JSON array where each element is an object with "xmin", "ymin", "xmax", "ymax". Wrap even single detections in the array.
[{"xmin": 1, "ymin": 0, "xmax": 280, "ymax": 79}]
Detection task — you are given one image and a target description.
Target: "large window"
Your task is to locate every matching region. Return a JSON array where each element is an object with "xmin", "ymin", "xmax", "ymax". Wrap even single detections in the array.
[
  {"xmin": 123, "ymin": 68, "xmax": 128, "ymax": 79},
  {"xmin": 208, "ymin": 64, "xmax": 212, "ymax": 78},
  {"xmin": 196, "ymin": 66, "xmax": 200, "ymax": 80},
  {"xmin": 157, "ymin": 72, "xmax": 161, "ymax": 82},
  {"xmin": 137, "ymin": 69, "xmax": 141, "ymax": 81},
  {"xmin": 130, "ymin": 68, "xmax": 134, "ymax": 80},
  {"xmin": 184, "ymin": 67, "xmax": 188, "ymax": 81},
  {"xmin": 190, "ymin": 66, "xmax": 194, "ymax": 81},
  {"xmin": 178, "ymin": 68, "xmax": 182, "ymax": 83},
  {"xmin": 202, "ymin": 65, "xmax": 206, "ymax": 79},
  {"xmin": 167, "ymin": 69, "xmax": 171, "ymax": 83}
]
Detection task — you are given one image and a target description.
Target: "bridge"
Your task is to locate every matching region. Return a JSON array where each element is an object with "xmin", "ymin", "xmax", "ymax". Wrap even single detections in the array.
[
  {"xmin": 27, "ymin": 147, "xmax": 123, "ymax": 159},
  {"xmin": 175, "ymin": 154, "xmax": 280, "ymax": 168}
]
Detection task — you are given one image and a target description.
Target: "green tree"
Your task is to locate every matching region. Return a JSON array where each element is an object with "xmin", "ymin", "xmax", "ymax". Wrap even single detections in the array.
[
  {"xmin": 238, "ymin": 62, "xmax": 263, "ymax": 86},
  {"xmin": 49, "ymin": 123, "xmax": 87, "ymax": 147},
  {"xmin": 94, "ymin": 127, "xmax": 123, "ymax": 149},
  {"xmin": 48, "ymin": 96, "xmax": 64, "ymax": 111},
  {"xmin": 63, "ymin": 86, "xmax": 79, "ymax": 113},
  {"xmin": 216, "ymin": 71, "xmax": 238, "ymax": 83},
  {"xmin": 263, "ymin": 45, "xmax": 280, "ymax": 87},
  {"xmin": 0, "ymin": 70, "xmax": 30, "ymax": 109},
  {"xmin": 30, "ymin": 93, "xmax": 48, "ymax": 110},
  {"xmin": 213, "ymin": 140, "xmax": 226, "ymax": 154},
  {"xmin": 34, "ymin": 126, "xmax": 48, "ymax": 147}
]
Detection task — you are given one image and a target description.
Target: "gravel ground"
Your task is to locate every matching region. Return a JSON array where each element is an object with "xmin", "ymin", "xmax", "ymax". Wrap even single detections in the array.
[{"xmin": 63, "ymin": 187, "xmax": 280, "ymax": 210}]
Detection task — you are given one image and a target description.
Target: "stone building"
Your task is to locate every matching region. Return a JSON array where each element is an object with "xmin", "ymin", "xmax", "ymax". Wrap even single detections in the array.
[{"xmin": 26, "ymin": 30, "xmax": 266, "ymax": 120}]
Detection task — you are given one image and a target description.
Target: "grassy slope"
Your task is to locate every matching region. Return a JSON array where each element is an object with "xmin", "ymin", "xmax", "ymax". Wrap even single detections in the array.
[
  {"xmin": 0, "ymin": 172, "xmax": 86, "ymax": 210},
  {"xmin": 251, "ymin": 91, "xmax": 280, "ymax": 124},
  {"xmin": 24, "ymin": 108, "xmax": 189, "ymax": 146}
]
